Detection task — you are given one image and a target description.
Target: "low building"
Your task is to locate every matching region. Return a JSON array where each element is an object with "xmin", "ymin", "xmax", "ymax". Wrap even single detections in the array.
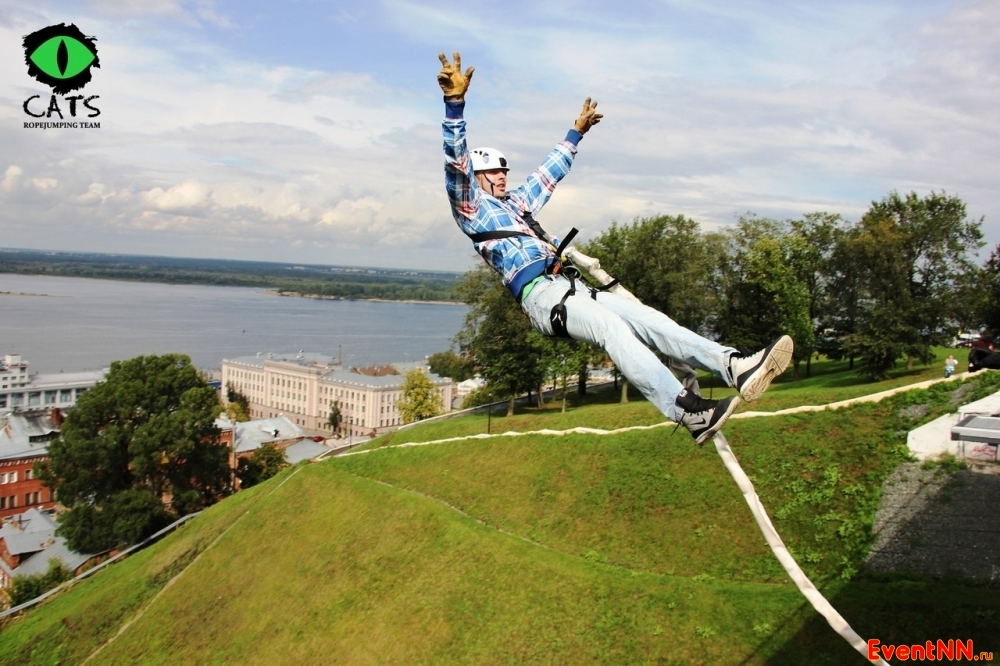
[
  {"xmin": 221, "ymin": 353, "xmax": 454, "ymax": 438},
  {"xmin": 455, "ymin": 376, "xmax": 485, "ymax": 408},
  {"xmin": 216, "ymin": 414, "xmax": 331, "ymax": 489},
  {"xmin": 230, "ymin": 415, "xmax": 307, "ymax": 458},
  {"xmin": 907, "ymin": 389, "xmax": 1000, "ymax": 468},
  {"xmin": 0, "ymin": 508, "xmax": 100, "ymax": 590},
  {"xmin": 0, "ymin": 354, "xmax": 106, "ymax": 413},
  {"xmin": 0, "ymin": 409, "xmax": 62, "ymax": 520}
]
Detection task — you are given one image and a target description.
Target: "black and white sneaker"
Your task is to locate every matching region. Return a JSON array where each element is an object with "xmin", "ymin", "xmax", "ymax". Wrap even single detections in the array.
[
  {"xmin": 728, "ymin": 335, "xmax": 794, "ymax": 403},
  {"xmin": 676, "ymin": 390, "xmax": 740, "ymax": 446}
]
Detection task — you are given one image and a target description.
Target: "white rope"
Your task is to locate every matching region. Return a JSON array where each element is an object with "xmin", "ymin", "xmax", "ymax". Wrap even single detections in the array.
[
  {"xmin": 565, "ymin": 245, "xmax": 886, "ymax": 664},
  {"xmin": 563, "ymin": 247, "xmax": 641, "ymax": 302},
  {"xmin": 713, "ymin": 432, "xmax": 886, "ymax": 664}
]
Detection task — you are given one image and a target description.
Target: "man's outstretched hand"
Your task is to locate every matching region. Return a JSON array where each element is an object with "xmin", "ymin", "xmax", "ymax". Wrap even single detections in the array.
[
  {"xmin": 438, "ymin": 51, "xmax": 475, "ymax": 102},
  {"xmin": 574, "ymin": 97, "xmax": 603, "ymax": 134}
]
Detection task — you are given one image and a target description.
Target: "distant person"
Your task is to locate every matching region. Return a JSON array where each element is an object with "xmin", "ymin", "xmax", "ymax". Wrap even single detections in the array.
[
  {"xmin": 944, "ymin": 354, "xmax": 957, "ymax": 378},
  {"xmin": 437, "ymin": 51, "xmax": 793, "ymax": 445}
]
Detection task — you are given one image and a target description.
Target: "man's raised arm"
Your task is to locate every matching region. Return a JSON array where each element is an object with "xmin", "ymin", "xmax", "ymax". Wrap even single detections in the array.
[
  {"xmin": 515, "ymin": 97, "xmax": 605, "ymax": 216},
  {"xmin": 439, "ymin": 51, "xmax": 479, "ymax": 220}
]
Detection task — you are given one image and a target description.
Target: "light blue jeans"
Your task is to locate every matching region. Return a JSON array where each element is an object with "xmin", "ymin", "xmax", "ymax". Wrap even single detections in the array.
[{"xmin": 521, "ymin": 275, "xmax": 736, "ymax": 421}]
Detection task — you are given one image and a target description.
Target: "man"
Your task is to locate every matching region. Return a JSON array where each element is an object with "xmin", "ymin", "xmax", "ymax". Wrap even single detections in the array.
[{"xmin": 438, "ymin": 52, "xmax": 792, "ymax": 445}]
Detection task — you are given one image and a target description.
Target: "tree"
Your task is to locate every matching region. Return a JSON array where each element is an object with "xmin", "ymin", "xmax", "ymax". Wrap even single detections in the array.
[
  {"xmin": 427, "ymin": 350, "xmax": 476, "ymax": 382},
  {"xmin": 536, "ymin": 336, "xmax": 583, "ymax": 412},
  {"xmin": 397, "ymin": 368, "xmax": 444, "ymax": 424},
  {"xmin": 226, "ymin": 383, "xmax": 250, "ymax": 421},
  {"xmin": 581, "ymin": 214, "xmax": 715, "ymax": 332},
  {"xmin": 975, "ymin": 244, "xmax": 1000, "ymax": 339},
  {"xmin": 847, "ymin": 191, "xmax": 983, "ymax": 378},
  {"xmin": 38, "ymin": 354, "xmax": 232, "ymax": 553},
  {"xmin": 821, "ymin": 222, "xmax": 865, "ymax": 368},
  {"xmin": 8, "ymin": 559, "xmax": 71, "ymax": 606},
  {"xmin": 712, "ymin": 216, "xmax": 812, "ymax": 371},
  {"xmin": 236, "ymin": 444, "xmax": 288, "ymax": 489},
  {"xmin": 224, "ymin": 400, "xmax": 250, "ymax": 423},
  {"xmin": 454, "ymin": 264, "xmax": 547, "ymax": 416},
  {"xmin": 327, "ymin": 401, "xmax": 342, "ymax": 436},
  {"xmin": 788, "ymin": 213, "xmax": 841, "ymax": 376}
]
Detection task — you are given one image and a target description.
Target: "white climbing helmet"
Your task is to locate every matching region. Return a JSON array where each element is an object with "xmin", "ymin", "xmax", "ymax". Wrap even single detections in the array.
[{"xmin": 470, "ymin": 147, "xmax": 509, "ymax": 172}]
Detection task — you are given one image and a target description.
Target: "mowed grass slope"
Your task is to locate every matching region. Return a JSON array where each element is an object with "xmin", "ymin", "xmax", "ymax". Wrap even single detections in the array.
[
  {"xmin": 2, "ymin": 367, "xmax": 998, "ymax": 665},
  {"xmin": 2, "ymin": 464, "xmax": 806, "ymax": 665}
]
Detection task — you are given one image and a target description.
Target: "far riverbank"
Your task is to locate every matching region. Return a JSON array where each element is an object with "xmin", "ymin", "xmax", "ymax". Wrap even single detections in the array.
[
  {"xmin": 267, "ymin": 290, "xmax": 463, "ymax": 306},
  {"xmin": 1, "ymin": 249, "xmax": 463, "ymax": 304}
]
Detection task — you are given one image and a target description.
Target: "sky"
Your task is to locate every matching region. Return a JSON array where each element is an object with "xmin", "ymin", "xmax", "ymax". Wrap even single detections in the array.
[{"xmin": 1, "ymin": 0, "xmax": 998, "ymax": 273}]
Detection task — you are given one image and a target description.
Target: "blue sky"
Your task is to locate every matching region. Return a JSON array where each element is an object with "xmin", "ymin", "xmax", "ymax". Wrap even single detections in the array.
[{"xmin": 1, "ymin": 0, "xmax": 997, "ymax": 271}]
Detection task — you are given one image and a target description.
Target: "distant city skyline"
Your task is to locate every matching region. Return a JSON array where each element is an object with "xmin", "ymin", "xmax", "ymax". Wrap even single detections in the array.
[{"xmin": 2, "ymin": 1, "xmax": 998, "ymax": 273}]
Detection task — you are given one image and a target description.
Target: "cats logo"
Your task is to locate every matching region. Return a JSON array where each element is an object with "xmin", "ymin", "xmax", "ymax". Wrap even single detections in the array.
[{"xmin": 21, "ymin": 23, "xmax": 102, "ymax": 129}]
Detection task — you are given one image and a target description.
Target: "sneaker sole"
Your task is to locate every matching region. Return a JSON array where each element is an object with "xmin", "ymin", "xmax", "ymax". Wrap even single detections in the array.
[
  {"xmin": 695, "ymin": 396, "xmax": 741, "ymax": 446},
  {"xmin": 738, "ymin": 335, "xmax": 794, "ymax": 403}
]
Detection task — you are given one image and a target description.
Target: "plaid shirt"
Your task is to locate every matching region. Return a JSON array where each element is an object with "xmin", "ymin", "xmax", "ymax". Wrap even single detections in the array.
[{"xmin": 443, "ymin": 101, "xmax": 580, "ymax": 300}]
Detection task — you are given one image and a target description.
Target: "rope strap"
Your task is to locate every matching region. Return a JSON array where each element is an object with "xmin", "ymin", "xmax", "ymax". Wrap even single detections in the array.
[{"xmin": 712, "ymin": 432, "xmax": 888, "ymax": 666}]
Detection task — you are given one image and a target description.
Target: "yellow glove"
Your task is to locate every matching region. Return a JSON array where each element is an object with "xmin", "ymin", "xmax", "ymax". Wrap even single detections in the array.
[
  {"xmin": 574, "ymin": 97, "xmax": 603, "ymax": 134},
  {"xmin": 437, "ymin": 51, "xmax": 475, "ymax": 102}
]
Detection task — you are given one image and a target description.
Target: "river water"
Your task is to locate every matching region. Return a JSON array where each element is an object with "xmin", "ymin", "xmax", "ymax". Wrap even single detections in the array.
[{"xmin": 0, "ymin": 274, "xmax": 468, "ymax": 374}]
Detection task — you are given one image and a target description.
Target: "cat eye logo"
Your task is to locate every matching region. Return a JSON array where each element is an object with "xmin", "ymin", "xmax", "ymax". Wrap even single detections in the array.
[
  {"xmin": 21, "ymin": 23, "xmax": 102, "ymax": 128},
  {"xmin": 23, "ymin": 23, "xmax": 100, "ymax": 95}
]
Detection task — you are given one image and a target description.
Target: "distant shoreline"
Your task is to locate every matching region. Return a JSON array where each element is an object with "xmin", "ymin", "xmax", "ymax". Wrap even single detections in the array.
[
  {"xmin": 1, "ymin": 252, "xmax": 462, "ymax": 304},
  {"xmin": 267, "ymin": 290, "xmax": 462, "ymax": 306}
]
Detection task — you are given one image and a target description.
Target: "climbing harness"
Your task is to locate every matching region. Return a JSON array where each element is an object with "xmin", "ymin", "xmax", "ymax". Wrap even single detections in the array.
[{"xmin": 468, "ymin": 215, "xmax": 614, "ymax": 339}]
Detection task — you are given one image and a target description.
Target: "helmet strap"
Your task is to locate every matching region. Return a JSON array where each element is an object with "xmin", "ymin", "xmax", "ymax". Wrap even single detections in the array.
[{"xmin": 483, "ymin": 172, "xmax": 497, "ymax": 196}]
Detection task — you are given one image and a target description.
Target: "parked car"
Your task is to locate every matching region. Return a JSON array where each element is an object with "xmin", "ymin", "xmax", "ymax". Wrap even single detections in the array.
[{"xmin": 953, "ymin": 332, "xmax": 982, "ymax": 348}]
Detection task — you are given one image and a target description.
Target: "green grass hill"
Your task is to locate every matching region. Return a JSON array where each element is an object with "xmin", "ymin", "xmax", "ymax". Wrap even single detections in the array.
[{"xmin": 2, "ymin": 356, "xmax": 998, "ymax": 665}]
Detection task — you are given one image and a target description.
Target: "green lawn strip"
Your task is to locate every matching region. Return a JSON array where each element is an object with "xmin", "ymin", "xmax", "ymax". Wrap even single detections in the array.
[
  {"xmin": 0, "ymin": 471, "xmax": 283, "ymax": 666},
  {"xmin": 87, "ymin": 463, "xmax": 812, "ymax": 666},
  {"xmin": 367, "ymin": 394, "xmax": 666, "ymax": 449},
  {"xmin": 714, "ymin": 346, "xmax": 966, "ymax": 413},
  {"xmin": 366, "ymin": 347, "xmax": 969, "ymax": 450}
]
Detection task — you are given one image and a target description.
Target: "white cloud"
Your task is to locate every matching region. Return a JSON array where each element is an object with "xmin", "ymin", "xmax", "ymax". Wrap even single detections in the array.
[
  {"xmin": 0, "ymin": 0, "xmax": 997, "ymax": 271},
  {"xmin": 0, "ymin": 166, "xmax": 23, "ymax": 192},
  {"xmin": 141, "ymin": 181, "xmax": 212, "ymax": 213}
]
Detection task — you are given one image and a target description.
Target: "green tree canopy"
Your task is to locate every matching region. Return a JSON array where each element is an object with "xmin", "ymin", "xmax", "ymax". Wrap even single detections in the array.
[
  {"xmin": 976, "ymin": 244, "xmax": 1000, "ymax": 339},
  {"xmin": 712, "ymin": 216, "xmax": 813, "ymax": 366},
  {"xmin": 427, "ymin": 350, "xmax": 476, "ymax": 382},
  {"xmin": 327, "ymin": 401, "xmax": 342, "ymax": 435},
  {"xmin": 236, "ymin": 444, "xmax": 288, "ymax": 489},
  {"xmin": 225, "ymin": 383, "xmax": 251, "ymax": 422},
  {"xmin": 846, "ymin": 191, "xmax": 983, "ymax": 378},
  {"xmin": 38, "ymin": 354, "xmax": 232, "ymax": 553},
  {"xmin": 397, "ymin": 368, "xmax": 445, "ymax": 424},
  {"xmin": 8, "ymin": 559, "xmax": 71, "ymax": 606},
  {"xmin": 581, "ymin": 214, "xmax": 714, "ymax": 332}
]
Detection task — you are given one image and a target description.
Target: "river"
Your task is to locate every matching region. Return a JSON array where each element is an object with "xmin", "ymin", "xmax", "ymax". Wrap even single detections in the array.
[{"xmin": 0, "ymin": 274, "xmax": 468, "ymax": 374}]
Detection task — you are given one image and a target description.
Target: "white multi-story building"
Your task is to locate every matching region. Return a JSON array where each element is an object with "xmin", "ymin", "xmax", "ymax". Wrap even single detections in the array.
[
  {"xmin": 0, "ymin": 354, "xmax": 106, "ymax": 413},
  {"xmin": 221, "ymin": 352, "xmax": 454, "ymax": 438}
]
